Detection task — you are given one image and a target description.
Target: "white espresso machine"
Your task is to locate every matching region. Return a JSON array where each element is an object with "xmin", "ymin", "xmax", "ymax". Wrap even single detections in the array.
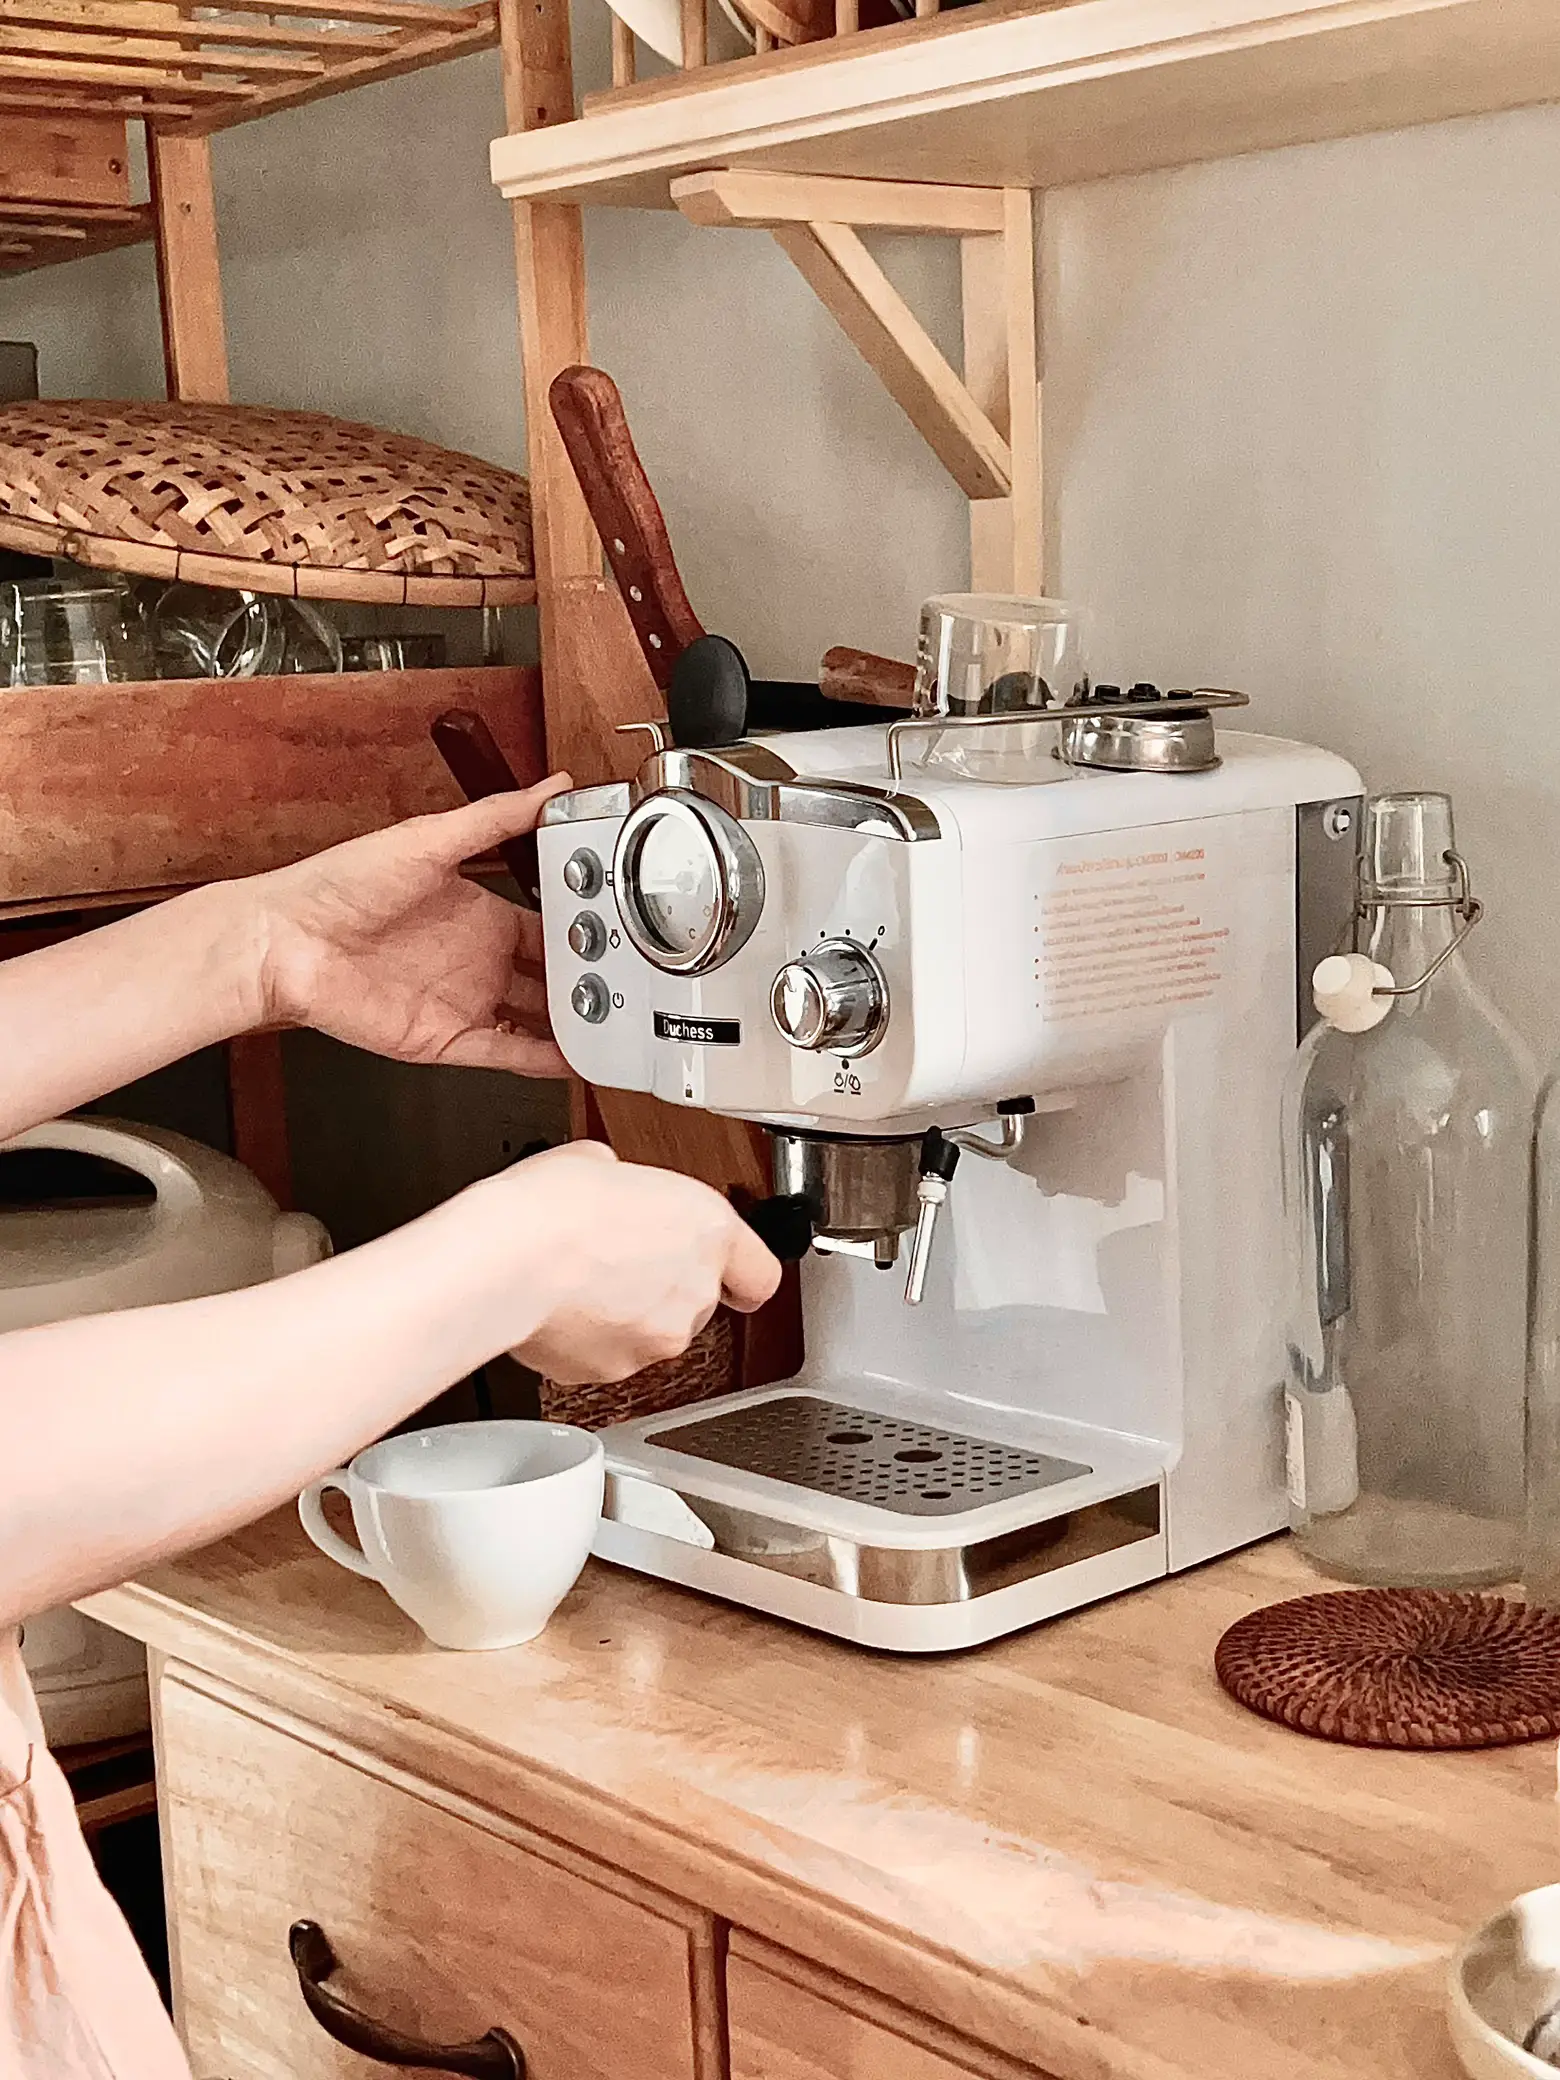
[{"xmin": 537, "ymin": 688, "xmax": 1361, "ymax": 1650}]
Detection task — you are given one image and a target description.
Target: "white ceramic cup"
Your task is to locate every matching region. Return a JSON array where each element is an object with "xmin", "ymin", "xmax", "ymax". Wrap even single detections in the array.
[{"xmin": 297, "ymin": 1420, "xmax": 604, "ymax": 1651}]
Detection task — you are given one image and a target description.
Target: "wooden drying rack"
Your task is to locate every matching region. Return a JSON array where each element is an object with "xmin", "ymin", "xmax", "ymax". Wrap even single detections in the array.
[
  {"xmin": 0, "ymin": 2, "xmax": 496, "ymax": 278},
  {"xmin": 0, "ymin": 3, "xmax": 537, "ymax": 1212}
]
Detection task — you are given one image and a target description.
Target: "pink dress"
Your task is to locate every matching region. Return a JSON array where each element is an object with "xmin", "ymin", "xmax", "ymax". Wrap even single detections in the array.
[{"xmin": 0, "ymin": 1628, "xmax": 191, "ymax": 2080}]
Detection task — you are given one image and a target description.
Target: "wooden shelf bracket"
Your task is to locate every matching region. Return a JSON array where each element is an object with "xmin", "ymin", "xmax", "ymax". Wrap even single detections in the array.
[{"xmin": 670, "ymin": 169, "xmax": 1040, "ymax": 591}]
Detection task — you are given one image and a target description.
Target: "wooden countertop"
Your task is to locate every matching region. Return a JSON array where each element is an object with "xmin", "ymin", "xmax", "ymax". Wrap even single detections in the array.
[{"xmin": 86, "ymin": 1516, "xmax": 1557, "ymax": 2080}]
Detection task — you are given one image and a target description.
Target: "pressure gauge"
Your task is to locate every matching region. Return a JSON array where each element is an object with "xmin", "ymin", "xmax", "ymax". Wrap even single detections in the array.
[{"xmin": 612, "ymin": 792, "xmax": 764, "ymax": 976}]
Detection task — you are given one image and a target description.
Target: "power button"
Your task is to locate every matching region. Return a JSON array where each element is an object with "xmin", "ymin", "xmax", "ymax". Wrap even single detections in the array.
[{"xmin": 570, "ymin": 974, "xmax": 610, "ymax": 1024}]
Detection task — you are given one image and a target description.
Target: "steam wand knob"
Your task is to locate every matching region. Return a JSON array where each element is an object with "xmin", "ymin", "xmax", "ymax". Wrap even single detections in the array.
[{"xmin": 905, "ymin": 1129, "xmax": 961, "ymax": 1307}]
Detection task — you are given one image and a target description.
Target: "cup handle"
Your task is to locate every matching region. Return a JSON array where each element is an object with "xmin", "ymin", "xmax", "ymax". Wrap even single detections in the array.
[{"xmin": 298, "ymin": 1475, "xmax": 376, "ymax": 1579}]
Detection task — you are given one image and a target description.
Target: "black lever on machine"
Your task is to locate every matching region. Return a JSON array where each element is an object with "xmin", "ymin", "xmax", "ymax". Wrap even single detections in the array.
[
  {"xmin": 430, "ymin": 709, "xmax": 541, "ymax": 911},
  {"xmin": 666, "ymin": 632, "xmax": 750, "ymax": 750}
]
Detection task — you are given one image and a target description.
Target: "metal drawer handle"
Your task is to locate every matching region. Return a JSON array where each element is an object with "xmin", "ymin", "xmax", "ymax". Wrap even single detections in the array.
[{"xmin": 288, "ymin": 1921, "xmax": 525, "ymax": 2078}]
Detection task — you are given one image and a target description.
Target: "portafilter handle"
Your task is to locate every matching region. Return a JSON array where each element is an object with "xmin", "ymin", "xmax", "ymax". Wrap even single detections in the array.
[
  {"xmin": 734, "ymin": 1192, "xmax": 814, "ymax": 1263},
  {"xmin": 904, "ymin": 1129, "xmax": 960, "ymax": 1306}
]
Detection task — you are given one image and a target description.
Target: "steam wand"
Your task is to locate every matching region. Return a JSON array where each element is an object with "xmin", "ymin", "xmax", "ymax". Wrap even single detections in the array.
[{"xmin": 905, "ymin": 1130, "xmax": 960, "ymax": 1307}]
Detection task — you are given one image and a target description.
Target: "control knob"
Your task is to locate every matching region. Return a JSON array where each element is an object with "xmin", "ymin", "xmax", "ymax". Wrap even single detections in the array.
[{"xmin": 770, "ymin": 939, "xmax": 886, "ymax": 1056}]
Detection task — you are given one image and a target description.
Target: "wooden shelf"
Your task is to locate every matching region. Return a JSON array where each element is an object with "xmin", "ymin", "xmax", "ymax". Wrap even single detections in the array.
[
  {"xmin": 0, "ymin": 198, "xmax": 153, "ymax": 277},
  {"xmin": 0, "ymin": 2, "xmax": 498, "ymax": 140},
  {"xmin": 490, "ymin": 0, "xmax": 1560, "ymax": 207},
  {"xmin": 0, "ymin": 663, "xmax": 546, "ymax": 911}
]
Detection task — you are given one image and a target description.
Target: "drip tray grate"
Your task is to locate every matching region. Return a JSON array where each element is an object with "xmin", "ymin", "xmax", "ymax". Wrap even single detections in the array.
[{"xmin": 648, "ymin": 1394, "xmax": 1092, "ymax": 1518}]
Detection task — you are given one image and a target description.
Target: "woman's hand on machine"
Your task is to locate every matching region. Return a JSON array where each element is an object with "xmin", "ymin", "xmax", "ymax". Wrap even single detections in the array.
[
  {"xmin": 242, "ymin": 779, "xmax": 573, "ymax": 1075},
  {"xmin": 475, "ymin": 1141, "xmax": 782, "ymax": 1384}
]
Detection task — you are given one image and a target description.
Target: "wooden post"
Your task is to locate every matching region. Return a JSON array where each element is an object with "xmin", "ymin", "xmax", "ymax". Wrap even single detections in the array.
[
  {"xmin": 961, "ymin": 188, "xmax": 1040, "ymax": 592},
  {"xmin": 148, "ymin": 132, "xmax": 229, "ymax": 405},
  {"xmin": 496, "ymin": 0, "xmax": 798, "ymax": 1392},
  {"xmin": 497, "ymin": 0, "xmax": 597, "ymax": 603},
  {"xmin": 148, "ymin": 83, "xmax": 292, "ymax": 1203},
  {"xmin": 226, "ymin": 1032, "xmax": 293, "ymax": 1209}
]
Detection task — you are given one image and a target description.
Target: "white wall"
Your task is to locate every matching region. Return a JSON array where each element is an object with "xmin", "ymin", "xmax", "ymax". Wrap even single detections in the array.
[{"xmin": 6, "ymin": 65, "xmax": 1559, "ymax": 1076}]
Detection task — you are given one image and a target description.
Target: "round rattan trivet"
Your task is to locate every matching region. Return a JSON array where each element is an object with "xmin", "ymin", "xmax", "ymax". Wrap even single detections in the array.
[
  {"xmin": 0, "ymin": 398, "xmax": 534, "ymax": 607},
  {"xmin": 1214, "ymin": 1588, "xmax": 1560, "ymax": 1749}
]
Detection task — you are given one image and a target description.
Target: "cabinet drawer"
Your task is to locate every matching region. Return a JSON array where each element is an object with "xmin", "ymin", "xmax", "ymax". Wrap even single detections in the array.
[
  {"xmin": 728, "ymin": 1945, "xmax": 1039, "ymax": 2080},
  {"xmin": 156, "ymin": 1673, "xmax": 710, "ymax": 2080}
]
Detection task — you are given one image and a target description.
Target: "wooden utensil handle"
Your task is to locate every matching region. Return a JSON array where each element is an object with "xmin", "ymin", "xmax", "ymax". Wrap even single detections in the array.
[
  {"xmin": 430, "ymin": 708, "xmax": 540, "ymax": 910},
  {"xmin": 548, "ymin": 365, "xmax": 704, "ymax": 691},
  {"xmin": 819, "ymin": 646, "xmax": 918, "ymax": 708}
]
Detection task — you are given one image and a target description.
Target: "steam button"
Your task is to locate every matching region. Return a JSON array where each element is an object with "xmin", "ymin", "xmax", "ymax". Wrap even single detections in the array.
[
  {"xmin": 571, "ymin": 974, "xmax": 610, "ymax": 1024},
  {"xmin": 562, "ymin": 848, "xmax": 604, "ymax": 898},
  {"xmin": 568, "ymin": 911, "xmax": 607, "ymax": 961}
]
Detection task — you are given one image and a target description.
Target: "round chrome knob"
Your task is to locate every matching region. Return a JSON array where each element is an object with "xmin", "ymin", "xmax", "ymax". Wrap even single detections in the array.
[
  {"xmin": 567, "ymin": 911, "xmax": 607, "ymax": 961},
  {"xmin": 562, "ymin": 848, "xmax": 604, "ymax": 898},
  {"xmin": 770, "ymin": 939, "xmax": 886, "ymax": 1057},
  {"xmin": 570, "ymin": 974, "xmax": 610, "ymax": 1025}
]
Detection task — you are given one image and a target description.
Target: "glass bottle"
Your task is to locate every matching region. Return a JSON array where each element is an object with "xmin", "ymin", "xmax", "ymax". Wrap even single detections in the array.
[
  {"xmin": 1285, "ymin": 792, "xmax": 1534, "ymax": 1587},
  {"xmin": 1526, "ymin": 1072, "xmax": 1560, "ymax": 1605}
]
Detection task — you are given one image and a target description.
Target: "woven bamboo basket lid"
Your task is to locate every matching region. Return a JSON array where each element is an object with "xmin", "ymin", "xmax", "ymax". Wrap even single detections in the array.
[
  {"xmin": 0, "ymin": 399, "xmax": 535, "ymax": 608},
  {"xmin": 1215, "ymin": 1587, "xmax": 1560, "ymax": 1749}
]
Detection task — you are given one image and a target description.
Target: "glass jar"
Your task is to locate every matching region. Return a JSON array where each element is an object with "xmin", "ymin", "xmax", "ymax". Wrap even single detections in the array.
[
  {"xmin": 1285, "ymin": 791, "xmax": 1534, "ymax": 1587},
  {"xmin": 908, "ymin": 594, "xmax": 1085, "ymax": 785},
  {"xmin": 0, "ymin": 577, "xmax": 152, "ymax": 686}
]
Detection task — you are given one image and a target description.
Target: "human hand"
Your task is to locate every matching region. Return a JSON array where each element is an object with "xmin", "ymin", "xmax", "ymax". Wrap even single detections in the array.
[
  {"xmin": 248, "ymin": 780, "xmax": 572, "ymax": 1075},
  {"xmin": 476, "ymin": 1141, "xmax": 781, "ymax": 1384}
]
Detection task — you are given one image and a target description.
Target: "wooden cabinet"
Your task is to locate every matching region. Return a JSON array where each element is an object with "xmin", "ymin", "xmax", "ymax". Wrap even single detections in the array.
[
  {"xmin": 726, "ymin": 1939, "xmax": 1045, "ymax": 2080},
  {"xmin": 154, "ymin": 1672, "xmax": 719, "ymax": 2080}
]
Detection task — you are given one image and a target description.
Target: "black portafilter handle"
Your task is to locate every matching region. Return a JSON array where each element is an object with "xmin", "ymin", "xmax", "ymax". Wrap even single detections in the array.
[{"xmin": 734, "ymin": 1191, "xmax": 815, "ymax": 1263}]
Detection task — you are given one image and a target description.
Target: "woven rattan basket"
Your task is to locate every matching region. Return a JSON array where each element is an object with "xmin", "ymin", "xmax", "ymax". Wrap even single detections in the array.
[
  {"xmin": 0, "ymin": 399, "xmax": 534, "ymax": 607},
  {"xmin": 540, "ymin": 1310, "xmax": 738, "ymax": 1431}
]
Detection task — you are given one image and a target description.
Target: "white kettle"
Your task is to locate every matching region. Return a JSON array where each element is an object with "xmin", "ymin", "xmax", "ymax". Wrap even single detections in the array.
[{"xmin": 2, "ymin": 1117, "xmax": 330, "ymax": 1746}]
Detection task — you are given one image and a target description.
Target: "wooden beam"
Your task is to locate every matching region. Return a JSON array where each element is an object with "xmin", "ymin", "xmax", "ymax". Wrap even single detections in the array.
[
  {"xmin": 497, "ymin": 0, "xmax": 797, "ymax": 1396},
  {"xmin": 0, "ymin": 4, "xmax": 392, "ymax": 53},
  {"xmin": 961, "ymin": 187, "xmax": 1040, "ymax": 590},
  {"xmin": 1002, "ymin": 185, "xmax": 1041, "ymax": 591},
  {"xmin": 149, "ymin": 130, "xmax": 228, "ymax": 404},
  {"xmin": 0, "ymin": 109, "xmax": 129, "ymax": 206},
  {"xmin": 179, "ymin": 14, "xmax": 496, "ymax": 136},
  {"xmin": 610, "ymin": 14, "xmax": 636, "ymax": 87},
  {"xmin": 679, "ymin": 0, "xmax": 707, "ymax": 68},
  {"xmin": 497, "ymin": 0, "xmax": 595, "ymax": 594},
  {"xmin": 227, "ymin": 1033, "xmax": 293, "ymax": 1209},
  {"xmin": 0, "ymin": 25, "xmax": 327, "ymax": 79},
  {"xmin": 195, "ymin": 0, "xmax": 480, "ymax": 19},
  {"xmin": 0, "ymin": 89, "xmax": 195, "ymax": 119},
  {"xmin": 0, "ymin": 54, "xmax": 241, "ymax": 98},
  {"xmin": 772, "ymin": 218, "xmax": 1010, "ymax": 499},
  {"xmin": 671, "ymin": 167, "xmax": 1002, "ymax": 233}
]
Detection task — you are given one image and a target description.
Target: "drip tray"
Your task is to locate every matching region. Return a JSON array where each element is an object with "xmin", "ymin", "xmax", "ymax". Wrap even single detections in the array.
[{"xmin": 648, "ymin": 1393, "xmax": 1092, "ymax": 1519}]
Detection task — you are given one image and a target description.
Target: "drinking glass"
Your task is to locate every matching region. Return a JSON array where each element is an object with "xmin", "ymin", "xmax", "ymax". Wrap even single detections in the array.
[
  {"xmin": 0, "ymin": 578, "xmax": 153, "ymax": 686},
  {"xmin": 143, "ymin": 582, "xmax": 278, "ymax": 680}
]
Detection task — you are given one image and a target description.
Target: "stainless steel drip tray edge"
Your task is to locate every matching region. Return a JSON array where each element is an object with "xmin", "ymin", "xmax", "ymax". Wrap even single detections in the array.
[
  {"xmin": 600, "ymin": 1470, "xmax": 1163, "ymax": 1608},
  {"xmin": 604, "ymin": 1387, "xmax": 1166, "ymax": 1550}
]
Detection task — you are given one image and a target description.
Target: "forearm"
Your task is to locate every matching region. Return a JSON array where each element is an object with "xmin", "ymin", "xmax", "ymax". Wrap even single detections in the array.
[
  {"xmin": 0, "ymin": 881, "xmax": 263, "ymax": 1140},
  {"xmin": 0, "ymin": 1179, "xmax": 544, "ymax": 1627}
]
